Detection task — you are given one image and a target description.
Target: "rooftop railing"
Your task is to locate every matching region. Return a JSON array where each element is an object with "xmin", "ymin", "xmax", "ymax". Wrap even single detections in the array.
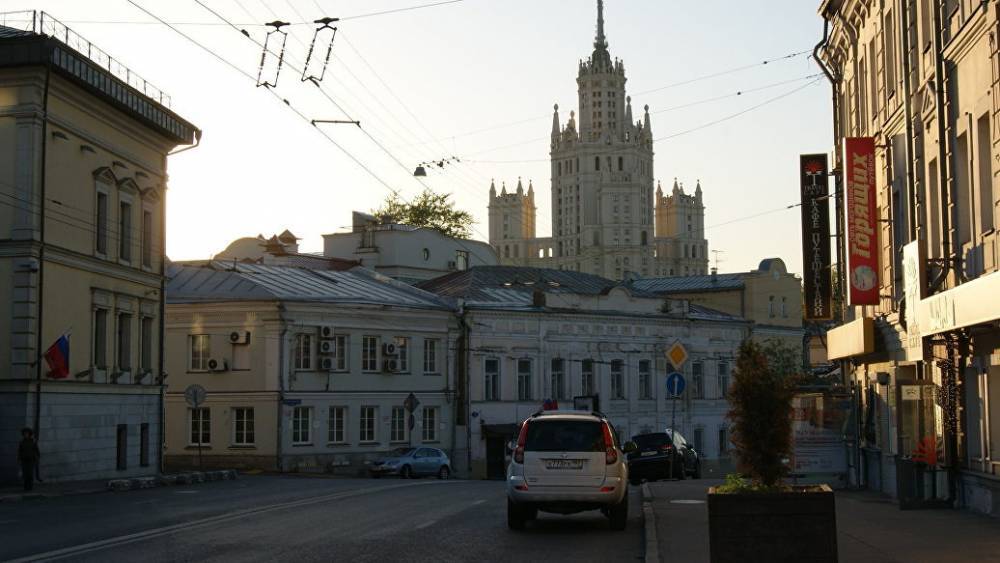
[{"xmin": 0, "ymin": 10, "xmax": 172, "ymax": 108}]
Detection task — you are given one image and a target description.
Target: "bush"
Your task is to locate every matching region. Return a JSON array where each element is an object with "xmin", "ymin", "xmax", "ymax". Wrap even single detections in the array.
[{"xmin": 726, "ymin": 340, "xmax": 800, "ymax": 488}]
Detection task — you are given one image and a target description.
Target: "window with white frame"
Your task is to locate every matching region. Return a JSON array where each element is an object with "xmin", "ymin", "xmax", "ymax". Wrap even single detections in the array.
[
  {"xmin": 328, "ymin": 406, "xmax": 346, "ymax": 443},
  {"xmin": 362, "ymin": 336, "xmax": 379, "ymax": 372},
  {"xmin": 391, "ymin": 406, "xmax": 406, "ymax": 442},
  {"xmin": 718, "ymin": 425, "xmax": 729, "ymax": 457},
  {"xmin": 582, "ymin": 359, "xmax": 595, "ymax": 396},
  {"xmin": 116, "ymin": 312, "xmax": 132, "ymax": 372},
  {"xmin": 233, "ymin": 407, "xmax": 254, "ymax": 445},
  {"xmin": 394, "ymin": 336, "xmax": 410, "ymax": 372},
  {"xmin": 638, "ymin": 360, "xmax": 652, "ymax": 399},
  {"xmin": 718, "ymin": 361, "xmax": 730, "ymax": 399},
  {"xmin": 119, "ymin": 200, "xmax": 132, "ymax": 262},
  {"xmin": 189, "ymin": 407, "xmax": 210, "ymax": 445},
  {"xmin": 360, "ymin": 406, "xmax": 377, "ymax": 442},
  {"xmin": 691, "ymin": 361, "xmax": 704, "ymax": 399},
  {"xmin": 550, "ymin": 358, "xmax": 565, "ymax": 400},
  {"xmin": 517, "ymin": 358, "xmax": 533, "ymax": 401},
  {"xmin": 332, "ymin": 335, "xmax": 348, "ymax": 371},
  {"xmin": 423, "ymin": 339, "xmax": 439, "ymax": 374},
  {"xmin": 140, "ymin": 316, "xmax": 153, "ymax": 373},
  {"xmin": 141, "ymin": 208, "xmax": 153, "ymax": 269},
  {"xmin": 95, "ymin": 184, "xmax": 109, "ymax": 256},
  {"xmin": 294, "ymin": 333, "xmax": 313, "ymax": 370},
  {"xmin": 484, "ymin": 358, "xmax": 500, "ymax": 401},
  {"xmin": 93, "ymin": 308, "xmax": 108, "ymax": 369},
  {"xmin": 292, "ymin": 406, "xmax": 312, "ymax": 444},
  {"xmin": 422, "ymin": 406, "xmax": 438, "ymax": 442},
  {"xmin": 693, "ymin": 427, "xmax": 704, "ymax": 453},
  {"xmin": 611, "ymin": 359, "xmax": 625, "ymax": 399},
  {"xmin": 190, "ymin": 334, "xmax": 209, "ymax": 371}
]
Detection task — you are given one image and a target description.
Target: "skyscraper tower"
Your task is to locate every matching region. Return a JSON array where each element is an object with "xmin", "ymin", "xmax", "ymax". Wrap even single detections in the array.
[{"xmin": 488, "ymin": 0, "xmax": 708, "ymax": 279}]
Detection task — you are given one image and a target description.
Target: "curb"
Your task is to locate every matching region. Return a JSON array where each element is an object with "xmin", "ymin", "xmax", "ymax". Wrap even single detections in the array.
[
  {"xmin": 107, "ymin": 469, "xmax": 238, "ymax": 492},
  {"xmin": 641, "ymin": 483, "xmax": 660, "ymax": 563}
]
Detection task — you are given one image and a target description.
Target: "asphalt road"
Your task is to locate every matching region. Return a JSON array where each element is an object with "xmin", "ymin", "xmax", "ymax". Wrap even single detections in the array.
[{"xmin": 0, "ymin": 475, "xmax": 644, "ymax": 562}]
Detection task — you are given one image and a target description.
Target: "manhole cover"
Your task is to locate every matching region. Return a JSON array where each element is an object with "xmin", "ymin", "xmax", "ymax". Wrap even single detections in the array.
[{"xmin": 669, "ymin": 499, "xmax": 705, "ymax": 504}]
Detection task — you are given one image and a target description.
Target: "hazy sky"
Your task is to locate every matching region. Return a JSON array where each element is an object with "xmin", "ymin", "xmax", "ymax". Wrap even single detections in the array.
[{"xmin": 17, "ymin": 0, "xmax": 832, "ymax": 274}]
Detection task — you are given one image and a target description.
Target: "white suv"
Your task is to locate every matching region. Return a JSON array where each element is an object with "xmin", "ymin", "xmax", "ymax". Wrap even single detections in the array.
[{"xmin": 506, "ymin": 410, "xmax": 636, "ymax": 530}]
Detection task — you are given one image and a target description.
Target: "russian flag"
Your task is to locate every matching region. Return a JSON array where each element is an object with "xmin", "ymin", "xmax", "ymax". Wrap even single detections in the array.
[{"xmin": 44, "ymin": 334, "xmax": 70, "ymax": 379}]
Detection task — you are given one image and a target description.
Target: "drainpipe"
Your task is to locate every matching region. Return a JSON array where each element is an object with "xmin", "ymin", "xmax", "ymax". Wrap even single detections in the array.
[
  {"xmin": 32, "ymin": 62, "xmax": 52, "ymax": 453},
  {"xmin": 932, "ymin": 0, "xmax": 953, "ymax": 288},
  {"xmin": 899, "ymin": 1, "xmax": 918, "ymax": 243},
  {"xmin": 276, "ymin": 303, "xmax": 288, "ymax": 472},
  {"xmin": 457, "ymin": 302, "xmax": 473, "ymax": 477},
  {"xmin": 157, "ymin": 153, "xmax": 167, "ymax": 475}
]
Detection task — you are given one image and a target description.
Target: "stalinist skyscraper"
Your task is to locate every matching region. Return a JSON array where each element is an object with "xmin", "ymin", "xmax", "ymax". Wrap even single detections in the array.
[{"xmin": 488, "ymin": 0, "xmax": 709, "ymax": 280}]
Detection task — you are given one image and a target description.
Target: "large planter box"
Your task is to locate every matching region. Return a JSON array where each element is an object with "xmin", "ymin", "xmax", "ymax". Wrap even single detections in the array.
[{"xmin": 707, "ymin": 484, "xmax": 837, "ymax": 563}]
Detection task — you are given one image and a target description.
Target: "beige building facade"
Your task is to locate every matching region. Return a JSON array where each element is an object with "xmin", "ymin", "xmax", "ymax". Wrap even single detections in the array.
[
  {"xmin": 0, "ymin": 17, "xmax": 198, "ymax": 483},
  {"xmin": 819, "ymin": 0, "xmax": 1000, "ymax": 514}
]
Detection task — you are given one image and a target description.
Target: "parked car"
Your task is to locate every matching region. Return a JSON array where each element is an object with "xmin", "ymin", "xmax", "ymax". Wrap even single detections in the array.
[
  {"xmin": 626, "ymin": 430, "xmax": 701, "ymax": 484},
  {"xmin": 369, "ymin": 447, "xmax": 451, "ymax": 479},
  {"xmin": 506, "ymin": 410, "xmax": 637, "ymax": 531}
]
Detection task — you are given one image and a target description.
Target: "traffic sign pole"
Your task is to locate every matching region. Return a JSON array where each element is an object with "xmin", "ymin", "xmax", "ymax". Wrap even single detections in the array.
[{"xmin": 665, "ymin": 371, "xmax": 686, "ymax": 480}]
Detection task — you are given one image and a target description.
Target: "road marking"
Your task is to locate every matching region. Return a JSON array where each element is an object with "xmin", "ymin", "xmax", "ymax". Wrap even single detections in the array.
[
  {"xmin": 471, "ymin": 499, "xmax": 486, "ymax": 506},
  {"xmin": 669, "ymin": 499, "xmax": 705, "ymax": 505},
  {"xmin": 10, "ymin": 480, "xmax": 457, "ymax": 562},
  {"xmin": 414, "ymin": 519, "xmax": 437, "ymax": 530},
  {"xmin": 174, "ymin": 490, "xmax": 198, "ymax": 494}
]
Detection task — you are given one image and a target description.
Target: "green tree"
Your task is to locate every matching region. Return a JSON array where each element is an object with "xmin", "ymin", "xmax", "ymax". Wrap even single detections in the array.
[
  {"xmin": 727, "ymin": 339, "xmax": 801, "ymax": 488},
  {"xmin": 371, "ymin": 189, "xmax": 474, "ymax": 239}
]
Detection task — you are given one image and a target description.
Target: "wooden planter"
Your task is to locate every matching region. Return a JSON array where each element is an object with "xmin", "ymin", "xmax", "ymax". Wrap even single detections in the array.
[{"xmin": 707, "ymin": 484, "xmax": 837, "ymax": 563}]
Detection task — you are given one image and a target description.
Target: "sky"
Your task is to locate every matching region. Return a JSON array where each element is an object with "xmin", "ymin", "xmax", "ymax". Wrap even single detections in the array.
[{"xmin": 10, "ymin": 0, "xmax": 833, "ymax": 274}]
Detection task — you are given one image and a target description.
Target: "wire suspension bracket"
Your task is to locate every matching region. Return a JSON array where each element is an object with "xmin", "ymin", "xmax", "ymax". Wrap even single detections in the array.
[
  {"xmin": 257, "ymin": 20, "xmax": 289, "ymax": 88},
  {"xmin": 301, "ymin": 17, "xmax": 339, "ymax": 84}
]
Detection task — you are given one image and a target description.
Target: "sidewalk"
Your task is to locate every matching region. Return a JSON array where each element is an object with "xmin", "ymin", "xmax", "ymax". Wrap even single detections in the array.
[
  {"xmin": 0, "ymin": 479, "xmax": 108, "ymax": 503},
  {"xmin": 646, "ymin": 479, "xmax": 1000, "ymax": 562},
  {"xmin": 0, "ymin": 469, "xmax": 238, "ymax": 502}
]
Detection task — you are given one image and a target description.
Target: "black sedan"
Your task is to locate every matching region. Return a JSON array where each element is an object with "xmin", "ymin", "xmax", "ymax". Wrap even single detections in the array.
[{"xmin": 626, "ymin": 431, "xmax": 701, "ymax": 484}]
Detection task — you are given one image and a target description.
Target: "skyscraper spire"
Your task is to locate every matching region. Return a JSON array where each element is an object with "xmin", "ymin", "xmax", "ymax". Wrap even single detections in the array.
[{"xmin": 595, "ymin": 0, "xmax": 608, "ymax": 50}]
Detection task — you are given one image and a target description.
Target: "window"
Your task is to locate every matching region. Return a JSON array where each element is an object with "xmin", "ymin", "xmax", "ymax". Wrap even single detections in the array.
[
  {"xmin": 550, "ymin": 358, "xmax": 565, "ymax": 400},
  {"xmin": 362, "ymin": 336, "xmax": 379, "ymax": 372},
  {"xmin": 455, "ymin": 250, "xmax": 469, "ymax": 271},
  {"xmin": 233, "ymin": 407, "xmax": 255, "ymax": 445},
  {"xmin": 422, "ymin": 407, "xmax": 438, "ymax": 442},
  {"xmin": 618, "ymin": 156, "xmax": 623, "ymax": 171},
  {"xmin": 718, "ymin": 425, "xmax": 729, "ymax": 457},
  {"xmin": 423, "ymin": 339, "xmax": 439, "ymax": 374},
  {"xmin": 391, "ymin": 406, "xmax": 406, "ymax": 442},
  {"xmin": 781, "ymin": 297, "xmax": 788, "ymax": 318},
  {"xmin": 693, "ymin": 427, "xmax": 704, "ymax": 454},
  {"xmin": 394, "ymin": 337, "xmax": 410, "ymax": 372},
  {"xmin": 611, "ymin": 359, "xmax": 625, "ymax": 399},
  {"xmin": 768, "ymin": 296, "xmax": 775, "ymax": 318},
  {"xmin": 956, "ymin": 132, "xmax": 972, "ymax": 246},
  {"xmin": 884, "ymin": 11, "xmax": 897, "ymax": 95},
  {"xmin": 141, "ymin": 209, "xmax": 153, "ymax": 268},
  {"xmin": 517, "ymin": 358, "xmax": 533, "ymax": 401},
  {"xmin": 639, "ymin": 360, "xmax": 652, "ymax": 399},
  {"xmin": 119, "ymin": 201, "xmax": 132, "ymax": 262},
  {"xmin": 116, "ymin": 424, "xmax": 127, "ymax": 470},
  {"xmin": 328, "ymin": 407, "xmax": 346, "ymax": 443},
  {"xmin": 718, "ymin": 361, "xmax": 730, "ymax": 399},
  {"xmin": 116, "ymin": 312, "xmax": 132, "ymax": 372},
  {"xmin": 96, "ymin": 191, "xmax": 108, "ymax": 255},
  {"xmin": 692, "ymin": 361, "xmax": 704, "ymax": 399},
  {"xmin": 977, "ymin": 113, "xmax": 995, "ymax": 235},
  {"xmin": 484, "ymin": 358, "xmax": 500, "ymax": 401},
  {"xmin": 294, "ymin": 333, "xmax": 313, "ymax": 370},
  {"xmin": 332, "ymin": 335, "xmax": 348, "ymax": 371},
  {"xmin": 360, "ymin": 406, "xmax": 377, "ymax": 442},
  {"xmin": 595, "ymin": 156, "xmax": 600, "ymax": 171},
  {"xmin": 582, "ymin": 359, "xmax": 595, "ymax": 396},
  {"xmin": 189, "ymin": 408, "xmax": 210, "ymax": 445},
  {"xmin": 189, "ymin": 334, "xmax": 209, "ymax": 371},
  {"xmin": 93, "ymin": 308, "xmax": 108, "ymax": 369},
  {"xmin": 139, "ymin": 423, "xmax": 150, "ymax": 467},
  {"xmin": 292, "ymin": 406, "xmax": 311, "ymax": 444},
  {"xmin": 140, "ymin": 317, "xmax": 153, "ymax": 373}
]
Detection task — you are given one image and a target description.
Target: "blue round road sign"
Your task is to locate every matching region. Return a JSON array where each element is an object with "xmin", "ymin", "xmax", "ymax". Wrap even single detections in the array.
[{"xmin": 666, "ymin": 372, "xmax": 686, "ymax": 397}]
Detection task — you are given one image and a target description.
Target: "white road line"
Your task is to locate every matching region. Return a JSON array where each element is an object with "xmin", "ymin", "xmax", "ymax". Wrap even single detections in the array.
[
  {"xmin": 9, "ymin": 480, "xmax": 457, "ymax": 563},
  {"xmin": 471, "ymin": 499, "xmax": 486, "ymax": 506},
  {"xmin": 414, "ymin": 519, "xmax": 438, "ymax": 530}
]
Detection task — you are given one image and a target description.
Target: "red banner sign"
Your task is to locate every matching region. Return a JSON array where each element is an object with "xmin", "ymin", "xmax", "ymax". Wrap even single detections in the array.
[{"xmin": 844, "ymin": 137, "xmax": 878, "ymax": 305}]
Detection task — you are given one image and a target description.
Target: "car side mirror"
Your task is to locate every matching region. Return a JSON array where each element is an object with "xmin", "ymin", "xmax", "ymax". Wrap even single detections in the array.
[{"xmin": 623, "ymin": 441, "xmax": 638, "ymax": 454}]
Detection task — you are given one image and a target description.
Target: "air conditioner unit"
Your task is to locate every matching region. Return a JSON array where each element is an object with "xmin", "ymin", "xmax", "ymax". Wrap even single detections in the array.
[
  {"xmin": 383, "ymin": 357, "xmax": 400, "ymax": 373},
  {"xmin": 229, "ymin": 331, "xmax": 251, "ymax": 345},
  {"xmin": 319, "ymin": 340, "xmax": 335, "ymax": 355},
  {"xmin": 382, "ymin": 342, "xmax": 398, "ymax": 356},
  {"xmin": 320, "ymin": 357, "xmax": 335, "ymax": 371},
  {"xmin": 207, "ymin": 358, "xmax": 228, "ymax": 372},
  {"xmin": 319, "ymin": 325, "xmax": 335, "ymax": 339}
]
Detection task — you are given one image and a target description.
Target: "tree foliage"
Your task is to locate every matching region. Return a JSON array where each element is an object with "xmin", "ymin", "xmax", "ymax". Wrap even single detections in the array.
[
  {"xmin": 371, "ymin": 189, "xmax": 474, "ymax": 239},
  {"xmin": 727, "ymin": 339, "xmax": 802, "ymax": 488}
]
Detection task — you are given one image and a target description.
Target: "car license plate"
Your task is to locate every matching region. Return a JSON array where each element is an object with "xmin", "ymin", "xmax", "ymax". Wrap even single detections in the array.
[
  {"xmin": 641, "ymin": 451, "xmax": 657, "ymax": 457},
  {"xmin": 545, "ymin": 459, "xmax": 583, "ymax": 470}
]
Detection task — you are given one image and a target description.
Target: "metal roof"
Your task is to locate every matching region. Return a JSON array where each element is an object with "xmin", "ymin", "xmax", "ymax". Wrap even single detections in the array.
[
  {"xmin": 630, "ymin": 273, "xmax": 745, "ymax": 294},
  {"xmin": 166, "ymin": 262, "xmax": 451, "ymax": 310},
  {"xmin": 418, "ymin": 265, "xmax": 659, "ymax": 300}
]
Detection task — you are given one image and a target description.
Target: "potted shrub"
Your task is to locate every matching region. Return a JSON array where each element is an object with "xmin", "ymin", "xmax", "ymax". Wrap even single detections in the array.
[{"xmin": 707, "ymin": 340, "xmax": 837, "ymax": 563}]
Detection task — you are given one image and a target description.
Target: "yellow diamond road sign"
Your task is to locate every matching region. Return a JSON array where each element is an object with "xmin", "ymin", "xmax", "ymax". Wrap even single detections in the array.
[{"xmin": 666, "ymin": 342, "xmax": 688, "ymax": 369}]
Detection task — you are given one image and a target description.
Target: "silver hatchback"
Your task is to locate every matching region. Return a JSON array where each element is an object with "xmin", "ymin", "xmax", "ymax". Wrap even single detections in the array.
[{"xmin": 506, "ymin": 410, "xmax": 636, "ymax": 530}]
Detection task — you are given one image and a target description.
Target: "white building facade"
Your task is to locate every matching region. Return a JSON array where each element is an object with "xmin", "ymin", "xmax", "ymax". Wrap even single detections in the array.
[{"xmin": 487, "ymin": 1, "xmax": 709, "ymax": 280}]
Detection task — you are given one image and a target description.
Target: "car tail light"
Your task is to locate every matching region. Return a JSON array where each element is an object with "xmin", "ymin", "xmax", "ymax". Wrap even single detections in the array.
[
  {"xmin": 514, "ymin": 421, "xmax": 530, "ymax": 464},
  {"xmin": 602, "ymin": 423, "xmax": 617, "ymax": 465},
  {"xmin": 660, "ymin": 444, "xmax": 674, "ymax": 453},
  {"xmin": 599, "ymin": 485, "xmax": 616, "ymax": 492}
]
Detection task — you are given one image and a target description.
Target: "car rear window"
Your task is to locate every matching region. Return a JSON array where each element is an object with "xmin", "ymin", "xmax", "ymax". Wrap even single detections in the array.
[
  {"xmin": 632, "ymin": 433, "xmax": 671, "ymax": 448},
  {"xmin": 524, "ymin": 420, "xmax": 605, "ymax": 452}
]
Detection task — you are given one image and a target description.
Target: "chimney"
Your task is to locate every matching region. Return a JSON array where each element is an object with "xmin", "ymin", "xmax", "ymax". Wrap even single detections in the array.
[
  {"xmin": 532, "ymin": 287, "xmax": 546, "ymax": 308},
  {"xmin": 711, "ymin": 267, "xmax": 718, "ymax": 283}
]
